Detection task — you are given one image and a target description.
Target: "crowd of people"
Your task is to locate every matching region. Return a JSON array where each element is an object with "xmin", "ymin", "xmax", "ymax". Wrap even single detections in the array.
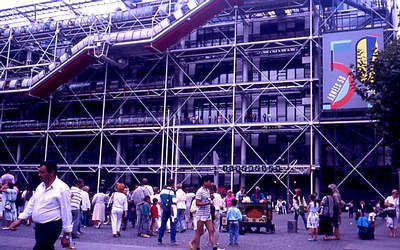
[{"xmin": 0, "ymin": 163, "xmax": 399, "ymax": 249}]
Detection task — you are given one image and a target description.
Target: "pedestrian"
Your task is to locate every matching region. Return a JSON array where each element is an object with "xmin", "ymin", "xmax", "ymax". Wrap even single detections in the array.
[
  {"xmin": 132, "ymin": 179, "xmax": 151, "ymax": 236},
  {"xmin": 70, "ymin": 178, "xmax": 84, "ymax": 238},
  {"xmin": 21, "ymin": 184, "xmax": 34, "ymax": 226},
  {"xmin": 151, "ymin": 186, "xmax": 161, "ymax": 231},
  {"xmin": 0, "ymin": 168, "xmax": 14, "ymax": 220},
  {"xmin": 276, "ymin": 198, "xmax": 283, "ymax": 214},
  {"xmin": 227, "ymin": 199, "xmax": 242, "ymax": 246},
  {"xmin": 121, "ymin": 186, "xmax": 129, "ymax": 230},
  {"xmin": 176, "ymin": 183, "xmax": 187, "ymax": 232},
  {"xmin": 319, "ymin": 187, "xmax": 334, "ymax": 240},
  {"xmin": 225, "ymin": 190, "xmax": 235, "ymax": 208},
  {"xmin": 9, "ymin": 161, "xmax": 72, "ymax": 249},
  {"xmin": 384, "ymin": 189, "xmax": 399, "ymax": 238},
  {"xmin": 211, "ymin": 184, "xmax": 224, "ymax": 239},
  {"xmin": 141, "ymin": 195, "xmax": 151, "ymax": 237},
  {"xmin": 142, "ymin": 178, "xmax": 154, "ymax": 196},
  {"xmin": 190, "ymin": 196, "xmax": 198, "ymax": 230},
  {"xmin": 127, "ymin": 186, "xmax": 136, "ymax": 228},
  {"xmin": 189, "ymin": 176, "xmax": 220, "ymax": 250},
  {"xmin": 306, "ymin": 194, "xmax": 319, "ymax": 241},
  {"xmin": 348, "ymin": 200, "xmax": 354, "ymax": 219},
  {"xmin": 293, "ymin": 188, "xmax": 308, "ymax": 230},
  {"xmin": 150, "ymin": 197, "xmax": 159, "ymax": 235},
  {"xmin": 185, "ymin": 187, "xmax": 195, "ymax": 230},
  {"xmin": 158, "ymin": 178, "xmax": 179, "ymax": 246},
  {"xmin": 1, "ymin": 182, "xmax": 17, "ymax": 228},
  {"xmin": 328, "ymin": 183, "xmax": 343, "ymax": 240},
  {"xmin": 92, "ymin": 187, "xmax": 107, "ymax": 228},
  {"xmin": 81, "ymin": 186, "xmax": 91, "ymax": 228},
  {"xmin": 109, "ymin": 183, "xmax": 128, "ymax": 238},
  {"xmin": 359, "ymin": 200, "xmax": 366, "ymax": 216},
  {"xmin": 282, "ymin": 199, "xmax": 287, "ymax": 214}
]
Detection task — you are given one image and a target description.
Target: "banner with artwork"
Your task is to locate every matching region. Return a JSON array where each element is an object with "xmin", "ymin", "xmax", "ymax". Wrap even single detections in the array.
[{"xmin": 322, "ymin": 28, "xmax": 383, "ymax": 110}]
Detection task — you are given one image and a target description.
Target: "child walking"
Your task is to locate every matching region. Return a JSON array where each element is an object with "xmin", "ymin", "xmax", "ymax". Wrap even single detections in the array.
[
  {"xmin": 141, "ymin": 196, "xmax": 151, "ymax": 238},
  {"xmin": 150, "ymin": 198, "xmax": 159, "ymax": 235},
  {"xmin": 307, "ymin": 194, "xmax": 320, "ymax": 241},
  {"xmin": 227, "ymin": 199, "xmax": 242, "ymax": 246}
]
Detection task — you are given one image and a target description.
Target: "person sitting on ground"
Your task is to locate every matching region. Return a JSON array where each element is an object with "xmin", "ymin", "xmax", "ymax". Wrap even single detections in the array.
[{"xmin": 355, "ymin": 209, "xmax": 374, "ymax": 240}]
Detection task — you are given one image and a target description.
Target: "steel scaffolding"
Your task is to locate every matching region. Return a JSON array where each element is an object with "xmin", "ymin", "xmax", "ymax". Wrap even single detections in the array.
[{"xmin": 0, "ymin": 0, "xmax": 397, "ymax": 198}]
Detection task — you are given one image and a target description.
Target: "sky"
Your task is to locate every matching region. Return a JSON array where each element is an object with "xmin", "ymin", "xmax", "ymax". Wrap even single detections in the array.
[{"xmin": 0, "ymin": 0, "xmax": 128, "ymax": 27}]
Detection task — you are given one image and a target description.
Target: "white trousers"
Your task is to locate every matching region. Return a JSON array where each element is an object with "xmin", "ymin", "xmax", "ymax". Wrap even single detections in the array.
[
  {"xmin": 214, "ymin": 211, "xmax": 221, "ymax": 241},
  {"xmin": 111, "ymin": 208, "xmax": 123, "ymax": 234}
]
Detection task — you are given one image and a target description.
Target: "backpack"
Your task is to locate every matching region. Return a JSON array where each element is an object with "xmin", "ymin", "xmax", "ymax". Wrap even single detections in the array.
[{"xmin": 322, "ymin": 196, "xmax": 333, "ymax": 218}]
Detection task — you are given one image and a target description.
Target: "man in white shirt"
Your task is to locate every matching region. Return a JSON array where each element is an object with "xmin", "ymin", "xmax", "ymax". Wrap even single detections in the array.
[
  {"xmin": 132, "ymin": 179, "xmax": 151, "ymax": 236},
  {"xmin": 176, "ymin": 183, "xmax": 187, "ymax": 232},
  {"xmin": 235, "ymin": 186, "xmax": 245, "ymax": 201},
  {"xmin": 10, "ymin": 161, "xmax": 72, "ymax": 249},
  {"xmin": 81, "ymin": 186, "xmax": 91, "ymax": 228}
]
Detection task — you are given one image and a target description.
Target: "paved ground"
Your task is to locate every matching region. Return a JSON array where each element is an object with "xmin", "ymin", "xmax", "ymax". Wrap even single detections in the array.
[{"xmin": 0, "ymin": 214, "xmax": 399, "ymax": 250}]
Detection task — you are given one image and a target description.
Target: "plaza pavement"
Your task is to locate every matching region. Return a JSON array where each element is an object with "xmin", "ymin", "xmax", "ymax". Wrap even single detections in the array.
[{"xmin": 0, "ymin": 213, "xmax": 399, "ymax": 250}]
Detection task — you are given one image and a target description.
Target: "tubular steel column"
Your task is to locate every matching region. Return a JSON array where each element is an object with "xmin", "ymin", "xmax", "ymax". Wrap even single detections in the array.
[
  {"xmin": 240, "ymin": 95, "xmax": 247, "ymax": 186},
  {"xmin": 44, "ymin": 96, "xmax": 53, "ymax": 161},
  {"xmin": 309, "ymin": 0, "xmax": 314, "ymax": 194},
  {"xmin": 0, "ymin": 99, "xmax": 3, "ymax": 131},
  {"xmin": 160, "ymin": 54, "xmax": 169, "ymax": 188},
  {"xmin": 97, "ymin": 63, "xmax": 109, "ymax": 193},
  {"xmin": 230, "ymin": 6, "xmax": 239, "ymax": 191},
  {"xmin": 170, "ymin": 115, "xmax": 175, "ymax": 180},
  {"xmin": 165, "ymin": 109, "xmax": 170, "ymax": 185},
  {"xmin": 240, "ymin": 20, "xmax": 249, "ymax": 187}
]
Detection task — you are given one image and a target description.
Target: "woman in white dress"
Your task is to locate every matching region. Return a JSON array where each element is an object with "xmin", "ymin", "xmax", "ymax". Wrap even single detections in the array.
[
  {"xmin": 92, "ymin": 188, "xmax": 108, "ymax": 228},
  {"xmin": 307, "ymin": 194, "xmax": 320, "ymax": 241}
]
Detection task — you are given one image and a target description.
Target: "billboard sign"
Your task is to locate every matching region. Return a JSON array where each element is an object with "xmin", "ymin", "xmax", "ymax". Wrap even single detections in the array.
[{"xmin": 322, "ymin": 29, "xmax": 383, "ymax": 110}]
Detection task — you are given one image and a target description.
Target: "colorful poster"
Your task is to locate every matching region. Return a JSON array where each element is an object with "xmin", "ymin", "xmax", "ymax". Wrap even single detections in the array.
[{"xmin": 322, "ymin": 29, "xmax": 383, "ymax": 110}]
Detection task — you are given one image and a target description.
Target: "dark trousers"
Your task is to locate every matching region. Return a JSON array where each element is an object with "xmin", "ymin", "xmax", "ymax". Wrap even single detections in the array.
[
  {"xmin": 34, "ymin": 219, "xmax": 62, "ymax": 250},
  {"xmin": 72, "ymin": 209, "xmax": 81, "ymax": 235},
  {"xmin": 82, "ymin": 210, "xmax": 89, "ymax": 226},
  {"xmin": 294, "ymin": 211, "xmax": 307, "ymax": 229},
  {"xmin": 158, "ymin": 210, "xmax": 176, "ymax": 243}
]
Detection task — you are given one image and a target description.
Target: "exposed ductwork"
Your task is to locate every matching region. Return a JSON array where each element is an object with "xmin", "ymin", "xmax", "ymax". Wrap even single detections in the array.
[{"xmin": 0, "ymin": 0, "xmax": 243, "ymax": 98}]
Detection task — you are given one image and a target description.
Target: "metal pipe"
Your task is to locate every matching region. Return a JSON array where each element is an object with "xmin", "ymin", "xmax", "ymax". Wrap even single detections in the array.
[
  {"xmin": 230, "ymin": 5, "xmax": 239, "ymax": 191},
  {"xmin": 309, "ymin": 0, "xmax": 314, "ymax": 194},
  {"xmin": 160, "ymin": 54, "xmax": 169, "ymax": 188},
  {"xmin": 165, "ymin": 109, "xmax": 170, "ymax": 185},
  {"xmin": 97, "ymin": 63, "xmax": 108, "ymax": 193},
  {"xmin": 44, "ymin": 96, "xmax": 52, "ymax": 161},
  {"xmin": 170, "ymin": 112, "xmax": 175, "ymax": 179}
]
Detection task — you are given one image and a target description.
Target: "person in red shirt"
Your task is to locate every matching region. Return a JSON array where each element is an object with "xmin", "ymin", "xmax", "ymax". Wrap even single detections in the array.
[{"xmin": 150, "ymin": 198, "xmax": 159, "ymax": 235}]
